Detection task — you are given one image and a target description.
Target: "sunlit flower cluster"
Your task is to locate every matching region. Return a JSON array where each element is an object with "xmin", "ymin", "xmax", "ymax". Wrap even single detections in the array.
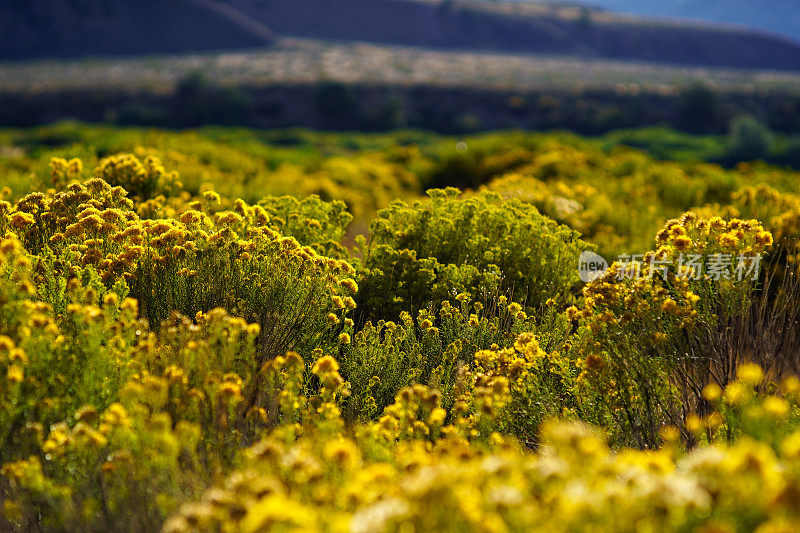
[{"xmin": 3, "ymin": 134, "xmax": 800, "ymax": 532}]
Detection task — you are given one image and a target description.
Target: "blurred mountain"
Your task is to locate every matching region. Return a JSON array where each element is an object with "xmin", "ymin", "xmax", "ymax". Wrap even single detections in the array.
[
  {"xmin": 579, "ymin": 0, "xmax": 800, "ymax": 42},
  {"xmin": 225, "ymin": 0, "xmax": 800, "ymax": 70},
  {"xmin": 2, "ymin": 0, "xmax": 800, "ymax": 73},
  {"xmin": 0, "ymin": 0, "xmax": 276, "ymax": 60}
]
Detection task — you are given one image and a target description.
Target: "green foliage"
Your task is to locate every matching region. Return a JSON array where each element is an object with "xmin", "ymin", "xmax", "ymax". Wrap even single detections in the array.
[
  {"xmin": 3, "ymin": 126, "xmax": 800, "ymax": 531},
  {"xmin": 727, "ymin": 115, "xmax": 774, "ymax": 162},
  {"xmin": 574, "ymin": 214, "xmax": 774, "ymax": 448},
  {"xmin": 676, "ymin": 83, "xmax": 725, "ymax": 134},
  {"xmin": 92, "ymin": 153, "xmax": 182, "ymax": 200},
  {"xmin": 257, "ymin": 195, "xmax": 352, "ymax": 258},
  {"xmin": 357, "ymin": 188, "xmax": 587, "ymax": 321},
  {"xmin": 339, "ymin": 294, "xmax": 548, "ymax": 422},
  {"xmin": 171, "ymin": 72, "xmax": 254, "ymax": 128},
  {"xmin": 0, "ymin": 238, "xmax": 141, "ymax": 465}
]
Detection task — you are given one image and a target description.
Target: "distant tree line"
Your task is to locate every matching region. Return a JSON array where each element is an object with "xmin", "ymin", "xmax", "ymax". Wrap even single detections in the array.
[{"xmin": 2, "ymin": 75, "xmax": 800, "ymax": 167}]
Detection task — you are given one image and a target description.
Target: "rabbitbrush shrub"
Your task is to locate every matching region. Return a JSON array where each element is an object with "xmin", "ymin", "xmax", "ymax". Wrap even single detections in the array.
[
  {"xmin": 356, "ymin": 188, "xmax": 587, "ymax": 322},
  {"xmin": 2, "ymin": 128, "xmax": 800, "ymax": 533}
]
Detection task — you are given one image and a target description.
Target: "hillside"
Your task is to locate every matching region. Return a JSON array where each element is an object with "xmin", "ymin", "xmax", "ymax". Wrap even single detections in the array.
[
  {"xmin": 0, "ymin": 0, "xmax": 275, "ymax": 60},
  {"xmin": 2, "ymin": 0, "xmax": 800, "ymax": 71},
  {"xmin": 4, "ymin": 39, "xmax": 800, "ymax": 135},
  {"xmin": 581, "ymin": 0, "xmax": 800, "ymax": 42},
  {"xmin": 224, "ymin": 0, "xmax": 800, "ymax": 71}
]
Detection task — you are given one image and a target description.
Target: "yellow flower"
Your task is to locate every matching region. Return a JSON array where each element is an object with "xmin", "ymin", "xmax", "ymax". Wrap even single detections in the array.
[
  {"xmin": 661, "ymin": 298, "xmax": 678, "ymax": 314},
  {"xmin": 324, "ymin": 438, "xmax": 360, "ymax": 469},
  {"xmin": 9, "ymin": 212, "xmax": 35, "ymax": 229},
  {"xmin": 659, "ymin": 425, "xmax": 680, "ymax": 443},
  {"xmin": 68, "ymin": 158, "xmax": 83, "ymax": 174},
  {"xmin": 783, "ymin": 376, "xmax": 800, "ymax": 395},
  {"xmin": 709, "ymin": 217, "xmax": 726, "ymax": 230},
  {"xmin": 719, "ymin": 232, "xmax": 740, "ymax": 248},
  {"xmin": 0, "ymin": 238, "xmax": 22, "ymax": 255},
  {"xmin": 2, "ymin": 500, "xmax": 22, "ymax": 523},
  {"xmin": 491, "ymin": 377, "xmax": 510, "ymax": 397},
  {"xmin": 42, "ymin": 427, "xmax": 68, "ymax": 453},
  {"xmin": 702, "ymin": 383, "xmax": 722, "ymax": 402},
  {"xmin": 339, "ymin": 278, "xmax": 359, "ymax": 294},
  {"xmin": 428, "ymin": 408, "xmax": 447, "ymax": 427},
  {"xmin": 513, "ymin": 332, "xmax": 539, "ymax": 353},
  {"xmin": 763, "ymin": 396, "xmax": 790, "ymax": 418},
  {"xmin": 216, "ymin": 211, "xmax": 243, "ymax": 226},
  {"xmin": 240, "ymin": 494, "xmax": 314, "ymax": 533},
  {"xmin": 120, "ymin": 298, "xmax": 139, "ymax": 314},
  {"xmin": 6, "ymin": 364, "xmax": 23, "ymax": 384},
  {"xmin": 651, "ymin": 331, "xmax": 667, "ymax": 342},
  {"xmin": 180, "ymin": 210, "xmax": 203, "ymax": 224},
  {"xmin": 102, "ymin": 403, "xmax": 131, "ymax": 428},
  {"xmin": 723, "ymin": 382, "xmax": 749, "ymax": 406},
  {"xmin": 85, "ymin": 306, "xmax": 103, "ymax": 323},
  {"xmin": 203, "ymin": 190, "xmax": 221, "ymax": 204},
  {"xmin": 583, "ymin": 353, "xmax": 605, "ymax": 372},
  {"xmin": 737, "ymin": 363, "xmax": 764, "ymax": 386},
  {"xmin": 755, "ymin": 230, "xmax": 774, "ymax": 247},
  {"xmin": 0, "ymin": 335, "xmax": 15, "ymax": 354},
  {"xmin": 565, "ymin": 305, "xmax": 580, "ymax": 321},
  {"xmin": 600, "ymin": 310, "xmax": 617, "ymax": 324},
  {"xmin": 8, "ymin": 348, "xmax": 27, "ymax": 364},
  {"xmin": 781, "ymin": 431, "xmax": 800, "ymax": 459},
  {"xmin": 312, "ymin": 355, "xmax": 339, "ymax": 375},
  {"xmin": 671, "ymin": 225, "xmax": 687, "ymax": 237},
  {"xmin": 673, "ymin": 235, "xmax": 692, "ymax": 251},
  {"xmin": 218, "ymin": 382, "xmax": 243, "ymax": 400},
  {"xmin": 685, "ymin": 414, "xmax": 703, "ymax": 434}
]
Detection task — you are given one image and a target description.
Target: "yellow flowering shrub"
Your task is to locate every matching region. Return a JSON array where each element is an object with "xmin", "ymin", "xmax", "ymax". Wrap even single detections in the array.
[
  {"xmin": 357, "ymin": 188, "xmax": 587, "ymax": 322},
  {"xmin": 0, "ymin": 235, "xmax": 144, "ymax": 464},
  {"xmin": 93, "ymin": 153, "xmax": 183, "ymax": 201},
  {"xmin": 573, "ymin": 213, "xmax": 775, "ymax": 447},
  {"xmin": 1, "ymin": 163, "xmax": 359, "ymax": 363},
  {"xmin": 3, "ymin": 125, "xmax": 800, "ymax": 531},
  {"xmin": 163, "ymin": 402, "xmax": 800, "ymax": 533}
]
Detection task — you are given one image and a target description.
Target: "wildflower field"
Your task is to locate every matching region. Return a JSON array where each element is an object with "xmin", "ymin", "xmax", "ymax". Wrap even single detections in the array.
[{"xmin": 4, "ymin": 122, "xmax": 800, "ymax": 531}]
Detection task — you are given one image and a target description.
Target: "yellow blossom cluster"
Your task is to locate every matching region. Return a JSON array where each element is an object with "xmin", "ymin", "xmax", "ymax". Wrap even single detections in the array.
[{"xmin": 4, "ymin": 128, "xmax": 800, "ymax": 532}]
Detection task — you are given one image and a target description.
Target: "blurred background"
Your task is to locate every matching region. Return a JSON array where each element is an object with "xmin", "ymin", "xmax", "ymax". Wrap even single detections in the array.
[{"xmin": 1, "ymin": 0, "xmax": 800, "ymax": 166}]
